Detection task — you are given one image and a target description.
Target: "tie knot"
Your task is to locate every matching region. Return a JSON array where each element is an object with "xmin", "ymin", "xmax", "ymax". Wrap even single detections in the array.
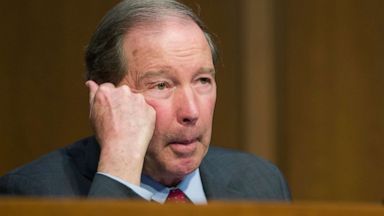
[{"xmin": 166, "ymin": 188, "xmax": 191, "ymax": 204}]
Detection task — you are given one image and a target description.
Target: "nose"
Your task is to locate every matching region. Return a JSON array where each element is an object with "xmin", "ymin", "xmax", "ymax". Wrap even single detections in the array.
[{"xmin": 176, "ymin": 87, "xmax": 199, "ymax": 126}]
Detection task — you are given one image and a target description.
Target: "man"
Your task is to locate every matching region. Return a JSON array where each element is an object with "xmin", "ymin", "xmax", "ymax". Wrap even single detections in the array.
[{"xmin": 0, "ymin": 0, "xmax": 291, "ymax": 204}]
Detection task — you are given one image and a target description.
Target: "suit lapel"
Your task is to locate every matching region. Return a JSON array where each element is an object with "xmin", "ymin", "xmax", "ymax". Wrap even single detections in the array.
[
  {"xmin": 66, "ymin": 136, "xmax": 100, "ymax": 180},
  {"xmin": 199, "ymin": 147, "xmax": 245, "ymax": 200}
]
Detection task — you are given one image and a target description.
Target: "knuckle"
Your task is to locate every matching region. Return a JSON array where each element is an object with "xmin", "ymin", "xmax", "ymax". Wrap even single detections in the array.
[
  {"xmin": 130, "ymin": 92, "xmax": 144, "ymax": 104},
  {"xmin": 118, "ymin": 85, "xmax": 135, "ymax": 97},
  {"xmin": 98, "ymin": 84, "xmax": 111, "ymax": 92},
  {"xmin": 136, "ymin": 93, "xmax": 145, "ymax": 101},
  {"xmin": 94, "ymin": 90, "xmax": 108, "ymax": 103},
  {"xmin": 120, "ymin": 85, "xmax": 130, "ymax": 92},
  {"xmin": 94, "ymin": 83, "xmax": 117, "ymax": 102}
]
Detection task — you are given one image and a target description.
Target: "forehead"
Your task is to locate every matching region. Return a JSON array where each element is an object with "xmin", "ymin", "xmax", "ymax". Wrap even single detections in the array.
[
  {"xmin": 125, "ymin": 16, "xmax": 205, "ymax": 41},
  {"xmin": 122, "ymin": 17, "xmax": 211, "ymax": 63}
]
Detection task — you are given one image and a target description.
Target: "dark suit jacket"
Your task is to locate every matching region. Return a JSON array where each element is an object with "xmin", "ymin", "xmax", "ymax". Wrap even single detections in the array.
[{"xmin": 0, "ymin": 137, "xmax": 291, "ymax": 201}]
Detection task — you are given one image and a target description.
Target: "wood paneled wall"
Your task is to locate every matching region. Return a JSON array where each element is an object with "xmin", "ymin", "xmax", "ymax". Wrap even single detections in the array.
[
  {"xmin": 0, "ymin": 0, "xmax": 120, "ymax": 173},
  {"xmin": 276, "ymin": 0, "xmax": 384, "ymax": 202}
]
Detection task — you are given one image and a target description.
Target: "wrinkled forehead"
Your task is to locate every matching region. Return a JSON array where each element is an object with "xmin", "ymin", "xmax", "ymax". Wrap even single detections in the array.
[
  {"xmin": 125, "ymin": 15, "xmax": 202, "ymax": 41},
  {"xmin": 122, "ymin": 17, "xmax": 210, "ymax": 59}
]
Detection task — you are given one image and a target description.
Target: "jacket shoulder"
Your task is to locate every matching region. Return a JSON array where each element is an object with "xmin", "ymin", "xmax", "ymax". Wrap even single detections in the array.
[
  {"xmin": 201, "ymin": 146, "xmax": 291, "ymax": 200},
  {"xmin": 205, "ymin": 146, "xmax": 278, "ymax": 174},
  {"xmin": 0, "ymin": 137, "xmax": 95, "ymax": 196}
]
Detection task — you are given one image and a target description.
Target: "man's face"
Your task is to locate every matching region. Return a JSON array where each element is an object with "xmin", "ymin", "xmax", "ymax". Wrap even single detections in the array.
[{"xmin": 120, "ymin": 18, "xmax": 216, "ymax": 185}]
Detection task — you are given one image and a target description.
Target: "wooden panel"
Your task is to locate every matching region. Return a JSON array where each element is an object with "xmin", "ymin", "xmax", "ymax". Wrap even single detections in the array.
[
  {"xmin": 277, "ymin": 0, "xmax": 384, "ymax": 202},
  {"xmin": 0, "ymin": 199, "xmax": 383, "ymax": 216},
  {"xmin": 240, "ymin": 0, "xmax": 278, "ymax": 162},
  {"xmin": 0, "ymin": 0, "xmax": 120, "ymax": 175}
]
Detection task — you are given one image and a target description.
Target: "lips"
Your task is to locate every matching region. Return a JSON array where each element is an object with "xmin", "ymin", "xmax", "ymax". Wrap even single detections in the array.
[
  {"xmin": 168, "ymin": 137, "xmax": 200, "ymax": 155},
  {"xmin": 169, "ymin": 138, "xmax": 199, "ymax": 145}
]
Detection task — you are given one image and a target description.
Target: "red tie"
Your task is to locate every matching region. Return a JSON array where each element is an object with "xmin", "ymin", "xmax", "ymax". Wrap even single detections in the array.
[{"xmin": 166, "ymin": 188, "xmax": 191, "ymax": 203}]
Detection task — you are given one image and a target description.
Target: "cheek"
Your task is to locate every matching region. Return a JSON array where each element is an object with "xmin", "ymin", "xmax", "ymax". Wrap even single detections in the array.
[
  {"xmin": 203, "ymin": 94, "xmax": 216, "ymax": 118},
  {"xmin": 144, "ymin": 98, "xmax": 173, "ymax": 130}
]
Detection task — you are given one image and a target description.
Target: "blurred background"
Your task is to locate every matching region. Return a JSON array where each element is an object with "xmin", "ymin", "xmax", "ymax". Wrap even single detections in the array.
[{"xmin": 0, "ymin": 0, "xmax": 383, "ymax": 202}]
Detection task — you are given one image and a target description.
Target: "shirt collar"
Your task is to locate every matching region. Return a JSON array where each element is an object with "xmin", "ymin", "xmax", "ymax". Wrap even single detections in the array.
[{"xmin": 141, "ymin": 168, "xmax": 207, "ymax": 204}]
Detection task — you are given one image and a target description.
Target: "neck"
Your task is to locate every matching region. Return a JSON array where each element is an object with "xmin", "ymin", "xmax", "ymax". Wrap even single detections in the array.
[{"xmin": 143, "ymin": 171, "xmax": 184, "ymax": 187}]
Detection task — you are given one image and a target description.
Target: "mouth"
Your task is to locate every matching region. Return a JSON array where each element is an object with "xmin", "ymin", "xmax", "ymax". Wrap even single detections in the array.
[{"xmin": 168, "ymin": 137, "xmax": 200, "ymax": 155}]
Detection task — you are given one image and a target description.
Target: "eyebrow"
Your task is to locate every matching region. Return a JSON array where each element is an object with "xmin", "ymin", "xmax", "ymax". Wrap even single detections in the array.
[
  {"xmin": 196, "ymin": 67, "xmax": 216, "ymax": 77},
  {"xmin": 137, "ymin": 70, "xmax": 168, "ymax": 83},
  {"xmin": 138, "ymin": 67, "xmax": 216, "ymax": 83}
]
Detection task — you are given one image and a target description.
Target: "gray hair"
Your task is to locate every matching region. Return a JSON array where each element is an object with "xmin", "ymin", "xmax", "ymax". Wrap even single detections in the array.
[{"xmin": 85, "ymin": 0, "xmax": 218, "ymax": 85}]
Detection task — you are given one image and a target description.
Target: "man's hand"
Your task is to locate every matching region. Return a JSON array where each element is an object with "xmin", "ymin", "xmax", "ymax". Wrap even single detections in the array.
[{"xmin": 86, "ymin": 80, "xmax": 156, "ymax": 186}]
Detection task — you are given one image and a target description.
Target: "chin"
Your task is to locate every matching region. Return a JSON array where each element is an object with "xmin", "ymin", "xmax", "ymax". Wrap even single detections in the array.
[
  {"xmin": 167, "ymin": 156, "xmax": 201, "ymax": 178},
  {"xmin": 144, "ymin": 144, "xmax": 207, "ymax": 185}
]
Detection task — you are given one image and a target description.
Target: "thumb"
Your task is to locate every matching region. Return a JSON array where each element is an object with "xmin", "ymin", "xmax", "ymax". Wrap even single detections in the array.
[{"xmin": 85, "ymin": 80, "xmax": 99, "ymax": 105}]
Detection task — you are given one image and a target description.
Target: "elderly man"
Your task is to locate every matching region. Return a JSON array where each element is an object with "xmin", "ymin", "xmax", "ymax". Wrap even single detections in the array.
[{"xmin": 0, "ymin": 0, "xmax": 290, "ymax": 204}]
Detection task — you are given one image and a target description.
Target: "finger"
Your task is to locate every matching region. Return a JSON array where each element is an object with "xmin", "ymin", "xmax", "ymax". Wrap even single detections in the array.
[
  {"xmin": 85, "ymin": 80, "xmax": 99, "ymax": 105},
  {"xmin": 98, "ymin": 82, "xmax": 115, "ymax": 90}
]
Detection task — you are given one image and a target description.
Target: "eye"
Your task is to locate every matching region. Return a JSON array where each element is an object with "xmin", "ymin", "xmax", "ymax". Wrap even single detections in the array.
[
  {"xmin": 147, "ymin": 81, "xmax": 171, "ymax": 91},
  {"xmin": 144, "ymin": 81, "xmax": 174, "ymax": 99},
  {"xmin": 155, "ymin": 82, "xmax": 167, "ymax": 90},
  {"xmin": 198, "ymin": 77, "xmax": 211, "ymax": 85}
]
